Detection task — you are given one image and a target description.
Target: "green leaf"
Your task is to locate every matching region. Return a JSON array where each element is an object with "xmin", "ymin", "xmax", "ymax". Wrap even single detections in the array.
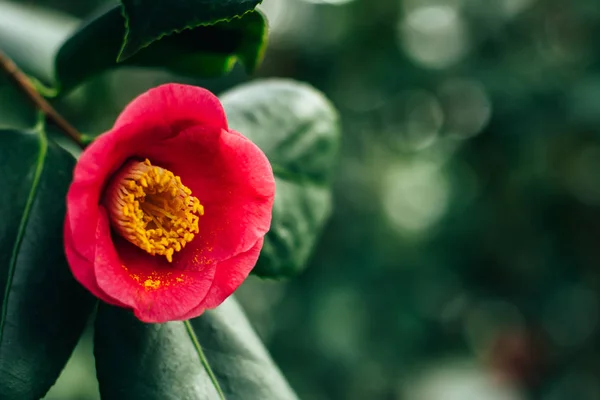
[
  {"xmin": 55, "ymin": 5, "xmax": 267, "ymax": 93},
  {"xmin": 220, "ymin": 79, "xmax": 341, "ymax": 278},
  {"xmin": 94, "ymin": 298, "xmax": 297, "ymax": 399},
  {"xmin": 0, "ymin": 74, "xmax": 38, "ymax": 130},
  {"xmin": 119, "ymin": 0, "xmax": 263, "ymax": 61},
  {"xmin": 0, "ymin": 128, "xmax": 95, "ymax": 399}
]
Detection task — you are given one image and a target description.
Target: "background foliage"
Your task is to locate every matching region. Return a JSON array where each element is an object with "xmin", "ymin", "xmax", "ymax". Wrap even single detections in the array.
[{"xmin": 2, "ymin": 0, "xmax": 600, "ymax": 399}]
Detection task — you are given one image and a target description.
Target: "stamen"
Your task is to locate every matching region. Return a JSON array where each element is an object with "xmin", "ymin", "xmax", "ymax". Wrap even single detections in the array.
[{"xmin": 105, "ymin": 159, "xmax": 204, "ymax": 262}]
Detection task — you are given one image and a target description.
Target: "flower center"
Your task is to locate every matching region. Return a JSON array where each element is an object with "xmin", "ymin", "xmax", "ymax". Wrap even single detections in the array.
[{"xmin": 105, "ymin": 159, "xmax": 203, "ymax": 262}]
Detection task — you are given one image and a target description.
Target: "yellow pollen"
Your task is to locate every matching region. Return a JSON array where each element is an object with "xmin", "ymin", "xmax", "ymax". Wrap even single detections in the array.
[
  {"xmin": 143, "ymin": 279, "xmax": 161, "ymax": 290},
  {"xmin": 105, "ymin": 159, "xmax": 204, "ymax": 262}
]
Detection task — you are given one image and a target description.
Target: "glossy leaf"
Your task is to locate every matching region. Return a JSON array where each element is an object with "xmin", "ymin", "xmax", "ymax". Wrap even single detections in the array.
[
  {"xmin": 119, "ymin": 0, "xmax": 263, "ymax": 60},
  {"xmin": 0, "ymin": 128, "xmax": 95, "ymax": 399},
  {"xmin": 220, "ymin": 79, "xmax": 341, "ymax": 278},
  {"xmin": 95, "ymin": 298, "xmax": 297, "ymax": 399},
  {"xmin": 55, "ymin": 5, "xmax": 267, "ymax": 93},
  {"xmin": 0, "ymin": 74, "xmax": 38, "ymax": 130}
]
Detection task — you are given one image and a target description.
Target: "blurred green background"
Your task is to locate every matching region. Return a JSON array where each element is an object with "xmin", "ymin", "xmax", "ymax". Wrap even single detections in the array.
[{"xmin": 3, "ymin": 0, "xmax": 600, "ymax": 399}]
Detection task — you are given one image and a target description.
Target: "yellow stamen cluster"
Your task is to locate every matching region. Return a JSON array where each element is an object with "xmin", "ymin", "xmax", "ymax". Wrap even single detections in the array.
[{"xmin": 105, "ymin": 159, "xmax": 203, "ymax": 262}]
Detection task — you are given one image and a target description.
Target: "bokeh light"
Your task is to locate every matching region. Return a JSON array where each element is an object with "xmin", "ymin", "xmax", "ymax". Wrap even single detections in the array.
[
  {"xmin": 401, "ymin": 360, "xmax": 525, "ymax": 400},
  {"xmin": 437, "ymin": 78, "xmax": 491, "ymax": 139},
  {"xmin": 382, "ymin": 159, "xmax": 450, "ymax": 234},
  {"xmin": 380, "ymin": 90, "xmax": 444, "ymax": 150},
  {"xmin": 399, "ymin": 5, "xmax": 469, "ymax": 69}
]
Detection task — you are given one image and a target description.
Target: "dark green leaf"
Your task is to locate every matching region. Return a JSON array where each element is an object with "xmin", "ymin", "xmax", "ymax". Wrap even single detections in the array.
[
  {"xmin": 0, "ymin": 74, "xmax": 38, "ymax": 130},
  {"xmin": 94, "ymin": 305, "xmax": 220, "ymax": 400},
  {"xmin": 56, "ymin": 5, "xmax": 267, "ymax": 93},
  {"xmin": 187, "ymin": 299, "xmax": 297, "ymax": 399},
  {"xmin": 0, "ymin": 128, "xmax": 95, "ymax": 399},
  {"xmin": 95, "ymin": 298, "xmax": 296, "ymax": 399},
  {"xmin": 119, "ymin": 0, "xmax": 263, "ymax": 61},
  {"xmin": 220, "ymin": 79, "xmax": 341, "ymax": 278}
]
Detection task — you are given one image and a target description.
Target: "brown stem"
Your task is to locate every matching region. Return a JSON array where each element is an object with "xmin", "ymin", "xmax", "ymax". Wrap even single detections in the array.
[{"xmin": 0, "ymin": 49, "xmax": 83, "ymax": 146}]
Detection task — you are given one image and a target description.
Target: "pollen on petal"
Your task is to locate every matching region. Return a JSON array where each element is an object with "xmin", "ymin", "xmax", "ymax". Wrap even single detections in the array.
[
  {"xmin": 104, "ymin": 159, "xmax": 204, "ymax": 262},
  {"xmin": 143, "ymin": 279, "xmax": 161, "ymax": 290}
]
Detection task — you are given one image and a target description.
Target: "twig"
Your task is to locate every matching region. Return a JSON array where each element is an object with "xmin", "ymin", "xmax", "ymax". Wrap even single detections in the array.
[{"xmin": 0, "ymin": 49, "xmax": 83, "ymax": 146}]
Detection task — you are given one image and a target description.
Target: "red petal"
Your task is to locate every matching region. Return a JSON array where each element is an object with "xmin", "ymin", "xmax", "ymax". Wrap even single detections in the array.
[
  {"xmin": 175, "ymin": 238, "xmax": 264, "ymax": 320},
  {"xmin": 174, "ymin": 304, "xmax": 205, "ymax": 321},
  {"xmin": 67, "ymin": 84, "xmax": 228, "ymax": 261},
  {"xmin": 201, "ymin": 237, "xmax": 264, "ymax": 309},
  {"xmin": 65, "ymin": 84, "xmax": 271, "ymax": 322},
  {"xmin": 137, "ymin": 127, "xmax": 275, "ymax": 268},
  {"xmin": 64, "ymin": 217, "xmax": 125, "ymax": 307},
  {"xmin": 113, "ymin": 83, "xmax": 227, "ymax": 132},
  {"xmin": 93, "ymin": 209, "xmax": 217, "ymax": 323}
]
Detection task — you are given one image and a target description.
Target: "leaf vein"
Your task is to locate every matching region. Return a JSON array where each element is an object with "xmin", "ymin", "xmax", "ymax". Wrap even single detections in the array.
[{"xmin": 183, "ymin": 319, "xmax": 226, "ymax": 400}]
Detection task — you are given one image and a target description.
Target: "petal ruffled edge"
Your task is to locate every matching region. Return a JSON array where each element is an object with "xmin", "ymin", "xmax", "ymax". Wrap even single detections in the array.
[
  {"xmin": 92, "ymin": 209, "xmax": 217, "ymax": 323},
  {"xmin": 114, "ymin": 83, "xmax": 228, "ymax": 132},
  {"xmin": 203, "ymin": 237, "xmax": 264, "ymax": 309},
  {"xmin": 174, "ymin": 238, "xmax": 264, "ymax": 320},
  {"xmin": 64, "ymin": 216, "xmax": 125, "ymax": 307}
]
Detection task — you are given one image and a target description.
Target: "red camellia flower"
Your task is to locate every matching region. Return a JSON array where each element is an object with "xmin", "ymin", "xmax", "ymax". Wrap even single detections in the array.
[{"xmin": 64, "ymin": 84, "xmax": 275, "ymax": 323}]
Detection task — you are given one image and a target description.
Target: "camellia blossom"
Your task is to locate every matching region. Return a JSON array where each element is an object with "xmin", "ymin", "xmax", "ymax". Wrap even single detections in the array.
[{"xmin": 64, "ymin": 84, "xmax": 275, "ymax": 323}]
